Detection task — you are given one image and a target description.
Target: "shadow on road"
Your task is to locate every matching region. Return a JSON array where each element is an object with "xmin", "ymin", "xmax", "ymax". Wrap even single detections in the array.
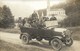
[
  {"xmin": 27, "ymin": 41, "xmax": 75, "ymax": 51},
  {"xmin": 28, "ymin": 41, "xmax": 53, "ymax": 50}
]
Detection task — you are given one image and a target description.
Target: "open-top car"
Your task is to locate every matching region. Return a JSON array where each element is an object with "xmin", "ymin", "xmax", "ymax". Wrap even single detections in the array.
[{"xmin": 20, "ymin": 16, "xmax": 73, "ymax": 51}]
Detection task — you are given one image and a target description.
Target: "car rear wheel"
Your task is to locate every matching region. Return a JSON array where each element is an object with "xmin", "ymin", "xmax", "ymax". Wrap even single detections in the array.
[
  {"xmin": 50, "ymin": 38, "xmax": 63, "ymax": 51},
  {"xmin": 21, "ymin": 34, "xmax": 30, "ymax": 44}
]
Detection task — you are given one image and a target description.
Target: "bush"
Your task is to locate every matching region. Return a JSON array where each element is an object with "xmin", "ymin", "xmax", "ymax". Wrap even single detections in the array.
[
  {"xmin": 60, "ymin": 13, "xmax": 80, "ymax": 27},
  {"xmin": 60, "ymin": 0, "xmax": 80, "ymax": 27}
]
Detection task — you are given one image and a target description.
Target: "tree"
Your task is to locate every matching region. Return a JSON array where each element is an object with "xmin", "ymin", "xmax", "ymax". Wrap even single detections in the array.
[
  {"xmin": 0, "ymin": 5, "xmax": 14, "ymax": 28},
  {"xmin": 0, "ymin": 7, "xmax": 3, "ymax": 27},
  {"xmin": 60, "ymin": 0, "xmax": 80, "ymax": 27}
]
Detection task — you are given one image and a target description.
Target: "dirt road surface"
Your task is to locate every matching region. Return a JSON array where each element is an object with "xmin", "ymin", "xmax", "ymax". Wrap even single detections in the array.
[{"xmin": 0, "ymin": 31, "xmax": 80, "ymax": 51}]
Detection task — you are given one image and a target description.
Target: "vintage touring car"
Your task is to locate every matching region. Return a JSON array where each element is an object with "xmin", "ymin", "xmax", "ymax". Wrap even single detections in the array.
[{"xmin": 20, "ymin": 16, "xmax": 73, "ymax": 50}]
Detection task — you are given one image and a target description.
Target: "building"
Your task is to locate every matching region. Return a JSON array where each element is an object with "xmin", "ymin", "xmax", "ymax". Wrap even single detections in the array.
[
  {"xmin": 38, "ymin": 8, "xmax": 67, "ymax": 22},
  {"xmin": 50, "ymin": 8, "xmax": 67, "ymax": 22}
]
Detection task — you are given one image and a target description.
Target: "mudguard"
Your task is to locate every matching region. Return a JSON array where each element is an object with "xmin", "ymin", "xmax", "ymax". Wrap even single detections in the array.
[
  {"xmin": 52, "ymin": 36, "xmax": 63, "ymax": 39},
  {"xmin": 49, "ymin": 36, "xmax": 63, "ymax": 45},
  {"xmin": 20, "ymin": 33, "xmax": 28, "ymax": 39}
]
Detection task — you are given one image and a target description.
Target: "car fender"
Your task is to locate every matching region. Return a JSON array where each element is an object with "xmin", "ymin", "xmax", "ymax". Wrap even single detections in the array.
[
  {"xmin": 51, "ymin": 36, "xmax": 63, "ymax": 40},
  {"xmin": 49, "ymin": 36, "xmax": 63, "ymax": 45},
  {"xmin": 20, "ymin": 33, "xmax": 28, "ymax": 39}
]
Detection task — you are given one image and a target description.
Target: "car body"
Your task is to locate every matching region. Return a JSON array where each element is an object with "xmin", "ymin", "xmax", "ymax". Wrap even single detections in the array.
[
  {"xmin": 20, "ymin": 16, "xmax": 73, "ymax": 51},
  {"xmin": 20, "ymin": 26, "xmax": 73, "ymax": 51}
]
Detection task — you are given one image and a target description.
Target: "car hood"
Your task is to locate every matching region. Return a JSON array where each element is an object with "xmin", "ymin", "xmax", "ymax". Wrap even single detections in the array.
[{"xmin": 54, "ymin": 28, "xmax": 67, "ymax": 32}]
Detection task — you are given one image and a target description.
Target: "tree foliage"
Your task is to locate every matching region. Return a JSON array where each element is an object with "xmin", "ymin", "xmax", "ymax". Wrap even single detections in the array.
[
  {"xmin": 60, "ymin": 0, "xmax": 80, "ymax": 27},
  {"xmin": 0, "ymin": 5, "xmax": 14, "ymax": 28}
]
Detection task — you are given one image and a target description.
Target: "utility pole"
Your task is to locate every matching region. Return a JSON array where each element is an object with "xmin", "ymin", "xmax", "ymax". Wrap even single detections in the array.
[{"xmin": 47, "ymin": 0, "xmax": 50, "ymax": 16}]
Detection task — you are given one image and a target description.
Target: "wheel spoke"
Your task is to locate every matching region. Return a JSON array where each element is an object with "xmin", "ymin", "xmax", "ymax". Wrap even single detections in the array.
[
  {"xmin": 50, "ymin": 38, "xmax": 62, "ymax": 51},
  {"xmin": 21, "ymin": 34, "xmax": 30, "ymax": 44},
  {"xmin": 65, "ymin": 38, "xmax": 73, "ymax": 46}
]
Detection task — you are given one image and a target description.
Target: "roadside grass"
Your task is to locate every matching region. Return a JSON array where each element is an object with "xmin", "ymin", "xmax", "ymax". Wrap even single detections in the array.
[
  {"xmin": 0, "ymin": 40, "xmax": 45, "ymax": 51},
  {"xmin": 0, "ymin": 27, "xmax": 80, "ymax": 41},
  {"xmin": 68, "ymin": 27, "xmax": 80, "ymax": 41},
  {"xmin": 0, "ymin": 28, "xmax": 20, "ymax": 34}
]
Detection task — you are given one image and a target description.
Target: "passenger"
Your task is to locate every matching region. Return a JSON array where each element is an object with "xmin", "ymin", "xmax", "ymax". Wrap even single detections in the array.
[
  {"xmin": 24, "ymin": 18, "xmax": 31, "ymax": 28},
  {"xmin": 18, "ymin": 17, "xmax": 23, "ymax": 27},
  {"xmin": 32, "ymin": 11, "xmax": 38, "ymax": 18},
  {"xmin": 38, "ymin": 17, "xmax": 46, "ymax": 29},
  {"xmin": 50, "ymin": 17, "xmax": 57, "ymax": 21},
  {"xmin": 22, "ymin": 18, "xmax": 26, "ymax": 26},
  {"xmin": 28, "ymin": 11, "xmax": 39, "ymax": 28}
]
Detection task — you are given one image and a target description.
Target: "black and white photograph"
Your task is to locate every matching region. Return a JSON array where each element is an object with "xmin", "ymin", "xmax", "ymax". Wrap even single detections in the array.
[{"xmin": 0, "ymin": 0, "xmax": 80, "ymax": 51}]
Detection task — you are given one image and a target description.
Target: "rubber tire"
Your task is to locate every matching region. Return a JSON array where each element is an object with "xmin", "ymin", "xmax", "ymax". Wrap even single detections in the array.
[
  {"xmin": 65, "ymin": 38, "xmax": 73, "ymax": 47},
  {"xmin": 21, "ymin": 34, "xmax": 30, "ymax": 44},
  {"xmin": 50, "ymin": 38, "xmax": 63, "ymax": 51}
]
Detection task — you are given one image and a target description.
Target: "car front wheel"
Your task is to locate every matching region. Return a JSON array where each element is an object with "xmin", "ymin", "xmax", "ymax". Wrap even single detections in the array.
[
  {"xmin": 65, "ymin": 38, "xmax": 73, "ymax": 46},
  {"xmin": 50, "ymin": 38, "xmax": 63, "ymax": 51}
]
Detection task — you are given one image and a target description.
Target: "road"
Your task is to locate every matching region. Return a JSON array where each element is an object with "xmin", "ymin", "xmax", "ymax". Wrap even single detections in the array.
[{"xmin": 0, "ymin": 31, "xmax": 80, "ymax": 51}]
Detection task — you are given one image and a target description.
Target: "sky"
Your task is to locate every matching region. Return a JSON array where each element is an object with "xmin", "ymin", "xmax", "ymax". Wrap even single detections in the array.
[{"xmin": 0, "ymin": 0, "xmax": 66, "ymax": 19}]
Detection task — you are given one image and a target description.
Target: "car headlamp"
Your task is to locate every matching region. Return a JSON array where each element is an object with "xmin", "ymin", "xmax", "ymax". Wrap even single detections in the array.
[
  {"xmin": 63, "ymin": 30, "xmax": 72, "ymax": 37},
  {"xmin": 62, "ymin": 31, "xmax": 66, "ymax": 37}
]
